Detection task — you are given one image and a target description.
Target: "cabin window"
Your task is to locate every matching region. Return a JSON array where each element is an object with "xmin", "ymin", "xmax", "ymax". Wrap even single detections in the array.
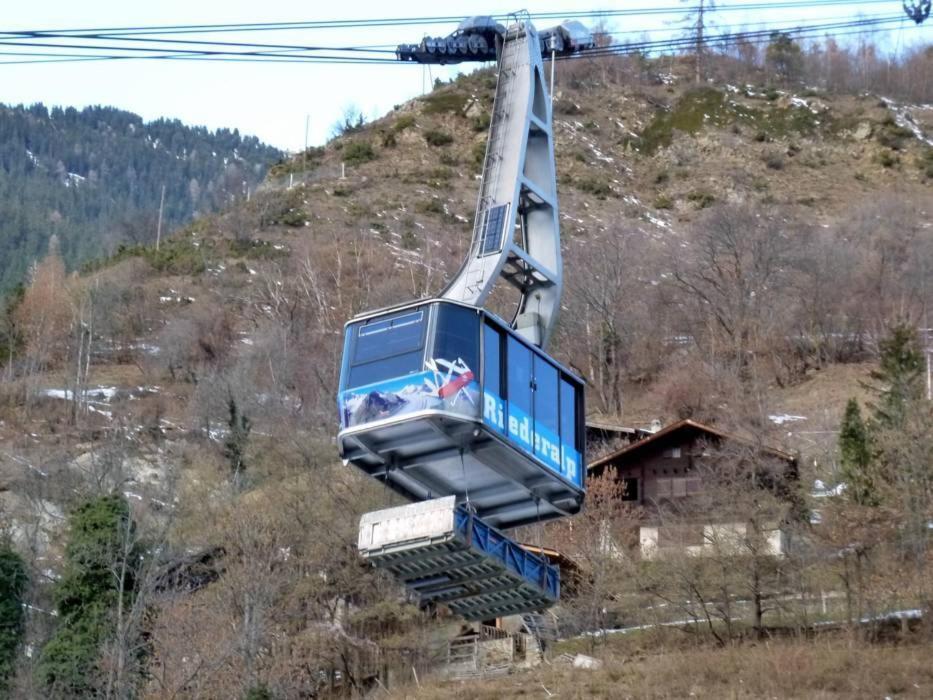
[
  {"xmin": 533, "ymin": 355, "xmax": 559, "ymax": 467},
  {"xmin": 559, "ymin": 378, "xmax": 580, "ymax": 480},
  {"xmin": 506, "ymin": 336, "xmax": 533, "ymax": 428},
  {"xmin": 621, "ymin": 477, "xmax": 639, "ymax": 501},
  {"xmin": 432, "ymin": 304, "xmax": 479, "ymax": 375},
  {"xmin": 483, "ymin": 323, "xmax": 502, "ymax": 398},
  {"xmin": 346, "ymin": 310, "xmax": 426, "ymax": 389}
]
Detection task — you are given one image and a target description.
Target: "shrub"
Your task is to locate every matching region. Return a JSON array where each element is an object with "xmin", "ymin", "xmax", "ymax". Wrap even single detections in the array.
[
  {"xmin": 471, "ymin": 113, "xmax": 491, "ymax": 132},
  {"xmin": 342, "ymin": 141, "xmax": 375, "ymax": 165},
  {"xmin": 877, "ymin": 123, "xmax": 913, "ymax": 150},
  {"xmin": 393, "ymin": 114, "xmax": 416, "ymax": 132},
  {"xmin": 267, "ymin": 146, "xmax": 324, "ymax": 177},
  {"xmin": 227, "ymin": 239, "xmax": 290, "ymax": 260},
  {"xmin": 575, "ymin": 176, "xmax": 612, "ymax": 199},
  {"xmin": 918, "ymin": 148, "xmax": 933, "ymax": 178},
  {"xmin": 421, "ymin": 90, "xmax": 469, "ymax": 115},
  {"xmin": 653, "ymin": 194, "xmax": 674, "ymax": 209},
  {"xmin": 472, "ymin": 141, "xmax": 487, "ymax": 167},
  {"xmin": 687, "ymin": 190, "xmax": 716, "ymax": 208},
  {"xmin": 554, "ymin": 99, "xmax": 584, "ymax": 115},
  {"xmin": 401, "ymin": 229, "xmax": 419, "ymax": 250},
  {"xmin": 877, "ymin": 151, "xmax": 898, "ymax": 168},
  {"xmin": 424, "ymin": 129, "xmax": 454, "ymax": 147},
  {"xmin": 416, "ymin": 199, "xmax": 445, "ymax": 215},
  {"xmin": 765, "ymin": 154, "xmax": 785, "ymax": 170},
  {"xmin": 144, "ymin": 239, "xmax": 208, "ymax": 275}
]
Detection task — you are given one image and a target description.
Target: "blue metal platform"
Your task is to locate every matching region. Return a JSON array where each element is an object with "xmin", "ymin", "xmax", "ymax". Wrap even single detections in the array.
[{"xmin": 359, "ymin": 497, "xmax": 559, "ymax": 620}]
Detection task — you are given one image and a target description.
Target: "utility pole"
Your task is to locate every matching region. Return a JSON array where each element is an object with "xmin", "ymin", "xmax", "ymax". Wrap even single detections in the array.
[
  {"xmin": 155, "ymin": 183, "xmax": 166, "ymax": 251},
  {"xmin": 304, "ymin": 114, "xmax": 310, "ymax": 185},
  {"xmin": 924, "ymin": 327, "xmax": 932, "ymax": 401},
  {"xmin": 683, "ymin": 0, "xmax": 714, "ymax": 84},
  {"xmin": 695, "ymin": 0, "xmax": 705, "ymax": 84}
]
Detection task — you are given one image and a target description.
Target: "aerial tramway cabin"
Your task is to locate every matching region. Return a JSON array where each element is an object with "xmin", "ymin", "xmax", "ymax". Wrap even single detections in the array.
[{"xmin": 338, "ymin": 299, "xmax": 586, "ymax": 531}]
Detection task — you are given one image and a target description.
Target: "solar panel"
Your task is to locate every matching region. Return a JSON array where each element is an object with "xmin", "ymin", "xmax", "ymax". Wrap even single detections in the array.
[{"xmin": 479, "ymin": 204, "xmax": 509, "ymax": 256}]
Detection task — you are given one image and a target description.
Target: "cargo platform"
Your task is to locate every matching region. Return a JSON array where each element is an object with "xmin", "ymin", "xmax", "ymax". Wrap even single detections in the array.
[{"xmin": 358, "ymin": 497, "xmax": 559, "ymax": 620}]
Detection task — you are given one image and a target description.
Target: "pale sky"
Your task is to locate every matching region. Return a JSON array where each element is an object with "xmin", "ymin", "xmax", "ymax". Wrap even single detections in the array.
[{"xmin": 0, "ymin": 1, "xmax": 927, "ymax": 150}]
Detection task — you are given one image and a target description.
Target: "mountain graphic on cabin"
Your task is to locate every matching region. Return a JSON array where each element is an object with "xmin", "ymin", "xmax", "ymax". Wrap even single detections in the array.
[
  {"xmin": 342, "ymin": 358, "xmax": 479, "ymax": 428},
  {"xmin": 350, "ymin": 389, "xmax": 410, "ymax": 424}
]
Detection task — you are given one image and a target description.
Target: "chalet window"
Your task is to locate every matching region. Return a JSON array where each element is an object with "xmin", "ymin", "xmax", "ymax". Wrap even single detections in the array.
[
  {"xmin": 621, "ymin": 477, "xmax": 639, "ymax": 502},
  {"xmin": 671, "ymin": 477, "xmax": 687, "ymax": 498},
  {"xmin": 654, "ymin": 477, "xmax": 697, "ymax": 499},
  {"xmin": 663, "ymin": 447, "xmax": 682, "ymax": 458},
  {"xmin": 658, "ymin": 524, "xmax": 704, "ymax": 548}
]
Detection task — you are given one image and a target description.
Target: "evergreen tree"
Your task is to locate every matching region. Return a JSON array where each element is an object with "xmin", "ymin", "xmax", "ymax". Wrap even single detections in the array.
[
  {"xmin": 37, "ymin": 495, "xmax": 139, "ymax": 696},
  {"xmin": 866, "ymin": 323, "xmax": 925, "ymax": 431},
  {"xmin": 224, "ymin": 396, "xmax": 252, "ymax": 487},
  {"xmin": 838, "ymin": 398, "xmax": 876, "ymax": 506},
  {"xmin": 0, "ymin": 544, "xmax": 28, "ymax": 696},
  {"xmin": 766, "ymin": 32, "xmax": 803, "ymax": 84}
]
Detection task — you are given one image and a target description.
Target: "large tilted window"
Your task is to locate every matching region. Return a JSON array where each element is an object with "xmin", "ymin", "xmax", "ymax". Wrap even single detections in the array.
[
  {"xmin": 346, "ymin": 309, "xmax": 426, "ymax": 389},
  {"xmin": 432, "ymin": 304, "xmax": 480, "ymax": 374}
]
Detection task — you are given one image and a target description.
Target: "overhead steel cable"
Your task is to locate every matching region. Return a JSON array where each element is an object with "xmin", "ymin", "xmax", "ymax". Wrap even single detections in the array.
[
  {"xmin": 0, "ymin": 12, "xmax": 918, "ymax": 66},
  {"xmin": 0, "ymin": 30, "xmax": 397, "ymax": 55},
  {"xmin": 0, "ymin": 38, "xmax": 402, "ymax": 62},
  {"xmin": 556, "ymin": 22, "xmax": 927, "ymax": 63},
  {"xmin": 0, "ymin": 9, "xmax": 899, "ymax": 54},
  {"xmin": 559, "ymin": 14, "xmax": 911, "ymax": 59},
  {"xmin": 0, "ymin": 0, "xmax": 899, "ymax": 37}
]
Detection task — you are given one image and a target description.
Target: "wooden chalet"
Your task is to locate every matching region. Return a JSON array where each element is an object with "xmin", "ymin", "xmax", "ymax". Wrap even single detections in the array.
[{"xmin": 588, "ymin": 419, "xmax": 799, "ymax": 559}]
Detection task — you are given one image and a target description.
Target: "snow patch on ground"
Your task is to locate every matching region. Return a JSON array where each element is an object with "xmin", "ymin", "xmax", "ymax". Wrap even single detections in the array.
[
  {"xmin": 812, "ymin": 479, "xmax": 846, "ymax": 498},
  {"xmin": 769, "ymin": 413, "xmax": 807, "ymax": 425},
  {"xmin": 881, "ymin": 97, "xmax": 933, "ymax": 147}
]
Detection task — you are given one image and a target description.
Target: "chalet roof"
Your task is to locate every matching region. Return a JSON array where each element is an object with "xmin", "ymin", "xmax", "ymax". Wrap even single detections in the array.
[
  {"xmin": 587, "ymin": 418, "xmax": 796, "ymax": 472},
  {"xmin": 586, "ymin": 420, "xmax": 641, "ymax": 435}
]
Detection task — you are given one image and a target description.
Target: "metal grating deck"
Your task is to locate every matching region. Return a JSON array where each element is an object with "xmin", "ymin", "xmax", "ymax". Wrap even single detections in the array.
[{"xmin": 359, "ymin": 498, "xmax": 559, "ymax": 620}]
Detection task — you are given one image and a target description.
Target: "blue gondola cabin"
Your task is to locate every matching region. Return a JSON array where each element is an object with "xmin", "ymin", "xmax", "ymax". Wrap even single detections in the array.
[{"xmin": 337, "ymin": 299, "xmax": 585, "ymax": 530}]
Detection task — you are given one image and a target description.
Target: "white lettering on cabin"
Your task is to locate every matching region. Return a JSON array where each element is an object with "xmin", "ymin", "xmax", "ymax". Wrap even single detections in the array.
[
  {"xmin": 508, "ymin": 412, "xmax": 532, "ymax": 447},
  {"xmin": 563, "ymin": 454, "xmax": 578, "ymax": 482},
  {"xmin": 483, "ymin": 394, "xmax": 504, "ymax": 430},
  {"xmin": 533, "ymin": 433, "xmax": 562, "ymax": 470}
]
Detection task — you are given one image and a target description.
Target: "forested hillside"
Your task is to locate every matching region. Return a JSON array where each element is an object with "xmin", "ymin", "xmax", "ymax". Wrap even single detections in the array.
[
  {"xmin": 0, "ymin": 103, "xmax": 281, "ymax": 290},
  {"xmin": 0, "ymin": 34, "xmax": 932, "ymax": 698}
]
